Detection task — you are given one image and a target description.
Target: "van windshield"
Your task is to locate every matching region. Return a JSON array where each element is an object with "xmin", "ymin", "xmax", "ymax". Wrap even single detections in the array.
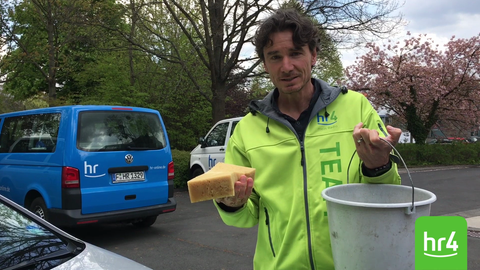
[{"xmin": 77, "ymin": 111, "xmax": 166, "ymax": 152}]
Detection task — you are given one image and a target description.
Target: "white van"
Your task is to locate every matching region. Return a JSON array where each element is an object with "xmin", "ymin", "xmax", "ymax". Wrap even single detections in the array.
[{"xmin": 189, "ymin": 117, "xmax": 242, "ymax": 178}]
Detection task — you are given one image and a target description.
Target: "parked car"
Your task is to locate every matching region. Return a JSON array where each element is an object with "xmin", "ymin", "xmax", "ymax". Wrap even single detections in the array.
[
  {"xmin": 0, "ymin": 193, "xmax": 151, "ymax": 270},
  {"xmin": 468, "ymin": 136, "xmax": 479, "ymax": 143},
  {"xmin": 189, "ymin": 117, "xmax": 242, "ymax": 178},
  {"xmin": 0, "ymin": 105, "xmax": 176, "ymax": 228}
]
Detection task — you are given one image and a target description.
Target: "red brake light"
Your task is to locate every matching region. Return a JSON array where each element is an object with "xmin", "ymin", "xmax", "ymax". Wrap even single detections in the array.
[
  {"xmin": 77, "ymin": 220, "xmax": 98, "ymax": 225},
  {"xmin": 62, "ymin": 167, "xmax": 80, "ymax": 188},
  {"xmin": 168, "ymin": 161, "xmax": 174, "ymax": 180}
]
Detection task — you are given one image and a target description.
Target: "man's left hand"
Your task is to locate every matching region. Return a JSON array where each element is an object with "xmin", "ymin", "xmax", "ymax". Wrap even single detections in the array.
[{"xmin": 353, "ymin": 122, "xmax": 402, "ymax": 169}]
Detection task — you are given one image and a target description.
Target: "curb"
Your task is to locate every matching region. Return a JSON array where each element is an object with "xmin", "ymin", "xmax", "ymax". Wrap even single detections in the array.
[
  {"xmin": 443, "ymin": 208, "xmax": 480, "ymax": 233},
  {"xmin": 397, "ymin": 165, "xmax": 480, "ymax": 174}
]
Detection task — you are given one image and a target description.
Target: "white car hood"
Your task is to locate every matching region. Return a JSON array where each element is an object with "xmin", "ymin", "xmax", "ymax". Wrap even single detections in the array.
[{"xmin": 53, "ymin": 242, "xmax": 152, "ymax": 270}]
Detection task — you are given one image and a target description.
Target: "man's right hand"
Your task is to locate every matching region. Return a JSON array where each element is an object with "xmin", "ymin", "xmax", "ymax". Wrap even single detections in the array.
[{"xmin": 215, "ymin": 175, "xmax": 254, "ymax": 208}]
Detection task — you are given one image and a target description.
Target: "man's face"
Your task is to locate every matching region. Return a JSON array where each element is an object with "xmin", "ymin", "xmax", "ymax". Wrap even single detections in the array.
[{"xmin": 263, "ymin": 30, "xmax": 317, "ymax": 95}]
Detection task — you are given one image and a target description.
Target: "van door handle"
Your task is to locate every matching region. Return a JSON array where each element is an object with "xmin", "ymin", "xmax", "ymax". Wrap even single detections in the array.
[{"xmin": 220, "ymin": 148, "xmax": 225, "ymax": 151}]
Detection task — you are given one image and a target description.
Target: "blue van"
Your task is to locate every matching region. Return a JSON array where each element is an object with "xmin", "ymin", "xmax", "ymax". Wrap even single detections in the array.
[{"xmin": 0, "ymin": 105, "xmax": 176, "ymax": 227}]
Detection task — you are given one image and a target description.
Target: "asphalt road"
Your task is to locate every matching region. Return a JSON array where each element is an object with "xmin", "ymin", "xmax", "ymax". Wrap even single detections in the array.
[
  {"xmin": 399, "ymin": 165, "xmax": 480, "ymax": 270},
  {"xmin": 67, "ymin": 165, "xmax": 480, "ymax": 270}
]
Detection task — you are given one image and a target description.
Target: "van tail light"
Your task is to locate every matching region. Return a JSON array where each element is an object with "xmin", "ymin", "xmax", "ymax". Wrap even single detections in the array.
[
  {"xmin": 62, "ymin": 167, "xmax": 80, "ymax": 188},
  {"xmin": 168, "ymin": 161, "xmax": 174, "ymax": 180}
]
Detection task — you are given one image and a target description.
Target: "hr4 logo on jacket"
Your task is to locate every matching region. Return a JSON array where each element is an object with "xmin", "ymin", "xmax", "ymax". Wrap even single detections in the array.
[
  {"xmin": 317, "ymin": 110, "xmax": 337, "ymax": 126},
  {"xmin": 415, "ymin": 216, "xmax": 467, "ymax": 270}
]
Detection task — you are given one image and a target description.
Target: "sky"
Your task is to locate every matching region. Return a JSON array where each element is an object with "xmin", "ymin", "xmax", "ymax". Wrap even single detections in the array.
[{"xmin": 340, "ymin": 0, "xmax": 480, "ymax": 67}]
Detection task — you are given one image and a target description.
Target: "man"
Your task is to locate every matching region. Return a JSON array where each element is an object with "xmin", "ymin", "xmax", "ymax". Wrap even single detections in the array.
[{"xmin": 214, "ymin": 8, "xmax": 402, "ymax": 270}]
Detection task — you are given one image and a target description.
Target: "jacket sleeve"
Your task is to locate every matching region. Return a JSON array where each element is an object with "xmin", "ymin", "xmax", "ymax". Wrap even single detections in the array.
[
  {"xmin": 358, "ymin": 96, "xmax": 402, "ymax": 185},
  {"xmin": 361, "ymin": 161, "xmax": 401, "ymax": 184},
  {"xmin": 213, "ymin": 130, "xmax": 260, "ymax": 228}
]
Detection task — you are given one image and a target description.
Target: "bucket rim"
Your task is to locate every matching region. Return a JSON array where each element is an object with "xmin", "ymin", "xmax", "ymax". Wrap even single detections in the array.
[{"xmin": 321, "ymin": 184, "xmax": 437, "ymax": 209}]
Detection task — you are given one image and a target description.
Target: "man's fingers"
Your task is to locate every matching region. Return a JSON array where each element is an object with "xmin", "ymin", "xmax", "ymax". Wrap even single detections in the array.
[
  {"xmin": 367, "ymin": 129, "xmax": 382, "ymax": 145},
  {"xmin": 353, "ymin": 122, "xmax": 364, "ymax": 143},
  {"xmin": 235, "ymin": 175, "xmax": 253, "ymax": 199},
  {"xmin": 355, "ymin": 128, "xmax": 380, "ymax": 147},
  {"xmin": 234, "ymin": 180, "xmax": 244, "ymax": 198},
  {"xmin": 386, "ymin": 125, "xmax": 402, "ymax": 144},
  {"xmin": 215, "ymin": 175, "xmax": 253, "ymax": 207},
  {"xmin": 354, "ymin": 122, "xmax": 363, "ymax": 131},
  {"xmin": 245, "ymin": 177, "xmax": 254, "ymax": 198}
]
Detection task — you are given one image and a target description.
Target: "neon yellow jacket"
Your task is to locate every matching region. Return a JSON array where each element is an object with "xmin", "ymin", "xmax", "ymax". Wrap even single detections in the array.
[{"xmin": 215, "ymin": 79, "xmax": 401, "ymax": 270}]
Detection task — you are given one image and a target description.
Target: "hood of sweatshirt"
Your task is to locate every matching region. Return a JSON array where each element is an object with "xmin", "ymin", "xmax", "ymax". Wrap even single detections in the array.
[{"xmin": 248, "ymin": 78, "xmax": 347, "ymax": 123}]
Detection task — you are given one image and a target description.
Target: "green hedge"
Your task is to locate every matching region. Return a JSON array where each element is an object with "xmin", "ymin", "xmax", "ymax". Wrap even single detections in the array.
[
  {"xmin": 172, "ymin": 149, "xmax": 191, "ymax": 189},
  {"xmin": 171, "ymin": 143, "xmax": 480, "ymax": 189},
  {"xmin": 394, "ymin": 143, "xmax": 480, "ymax": 167}
]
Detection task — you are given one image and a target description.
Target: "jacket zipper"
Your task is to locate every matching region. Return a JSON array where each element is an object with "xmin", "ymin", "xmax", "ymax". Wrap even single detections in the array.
[
  {"xmin": 300, "ymin": 140, "xmax": 305, "ymax": 166},
  {"xmin": 300, "ymin": 134, "xmax": 315, "ymax": 270},
  {"xmin": 264, "ymin": 208, "xmax": 276, "ymax": 257}
]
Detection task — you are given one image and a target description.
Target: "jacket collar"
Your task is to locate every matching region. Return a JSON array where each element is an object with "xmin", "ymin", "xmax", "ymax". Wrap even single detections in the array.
[{"xmin": 249, "ymin": 78, "xmax": 344, "ymax": 122}]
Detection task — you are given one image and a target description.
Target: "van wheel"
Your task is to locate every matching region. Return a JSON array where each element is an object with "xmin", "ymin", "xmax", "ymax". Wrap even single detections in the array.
[
  {"xmin": 191, "ymin": 167, "xmax": 204, "ymax": 179},
  {"xmin": 132, "ymin": 216, "xmax": 157, "ymax": 228},
  {"xmin": 30, "ymin": 197, "xmax": 49, "ymax": 221}
]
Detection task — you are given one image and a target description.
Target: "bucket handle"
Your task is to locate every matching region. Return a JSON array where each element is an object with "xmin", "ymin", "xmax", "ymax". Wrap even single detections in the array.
[{"xmin": 346, "ymin": 138, "xmax": 415, "ymax": 214}]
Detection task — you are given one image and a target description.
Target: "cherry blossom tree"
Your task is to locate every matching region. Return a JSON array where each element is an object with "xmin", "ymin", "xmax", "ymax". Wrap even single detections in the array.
[{"xmin": 345, "ymin": 33, "xmax": 480, "ymax": 144}]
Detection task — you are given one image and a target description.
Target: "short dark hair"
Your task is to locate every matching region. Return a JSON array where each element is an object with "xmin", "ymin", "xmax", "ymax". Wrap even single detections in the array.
[{"xmin": 253, "ymin": 9, "xmax": 319, "ymax": 61}]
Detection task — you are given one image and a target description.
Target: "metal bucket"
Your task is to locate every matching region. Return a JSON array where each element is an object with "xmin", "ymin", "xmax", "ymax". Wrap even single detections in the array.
[
  {"xmin": 322, "ymin": 184, "xmax": 436, "ymax": 270},
  {"xmin": 321, "ymin": 139, "xmax": 437, "ymax": 270}
]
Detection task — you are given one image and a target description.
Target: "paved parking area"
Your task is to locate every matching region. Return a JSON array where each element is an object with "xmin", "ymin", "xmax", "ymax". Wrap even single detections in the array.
[{"xmin": 68, "ymin": 165, "xmax": 480, "ymax": 269}]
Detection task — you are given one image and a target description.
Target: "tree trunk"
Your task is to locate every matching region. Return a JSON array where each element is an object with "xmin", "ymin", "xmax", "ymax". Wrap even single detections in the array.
[
  {"xmin": 46, "ymin": 1, "xmax": 56, "ymax": 106},
  {"xmin": 405, "ymin": 105, "xmax": 429, "ymax": 145},
  {"xmin": 211, "ymin": 83, "xmax": 226, "ymax": 124},
  {"xmin": 128, "ymin": 0, "xmax": 137, "ymax": 86},
  {"xmin": 209, "ymin": 0, "xmax": 226, "ymax": 124}
]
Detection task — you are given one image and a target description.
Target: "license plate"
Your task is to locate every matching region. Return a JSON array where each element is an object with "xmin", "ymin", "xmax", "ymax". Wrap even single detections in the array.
[{"xmin": 113, "ymin": 171, "xmax": 145, "ymax": 183}]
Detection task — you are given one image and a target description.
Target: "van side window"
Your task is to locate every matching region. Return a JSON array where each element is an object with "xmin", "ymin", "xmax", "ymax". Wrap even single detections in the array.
[
  {"xmin": 0, "ymin": 113, "xmax": 60, "ymax": 153},
  {"xmin": 205, "ymin": 122, "xmax": 229, "ymax": 147}
]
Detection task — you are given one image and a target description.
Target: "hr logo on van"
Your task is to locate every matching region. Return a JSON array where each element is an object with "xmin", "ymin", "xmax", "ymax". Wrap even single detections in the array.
[
  {"xmin": 415, "ymin": 216, "xmax": 467, "ymax": 270},
  {"xmin": 208, "ymin": 155, "xmax": 217, "ymax": 169},
  {"xmin": 84, "ymin": 161, "xmax": 106, "ymax": 178}
]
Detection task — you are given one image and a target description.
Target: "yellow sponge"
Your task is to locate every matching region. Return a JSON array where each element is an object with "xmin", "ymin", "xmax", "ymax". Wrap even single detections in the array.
[{"xmin": 187, "ymin": 163, "xmax": 255, "ymax": 203}]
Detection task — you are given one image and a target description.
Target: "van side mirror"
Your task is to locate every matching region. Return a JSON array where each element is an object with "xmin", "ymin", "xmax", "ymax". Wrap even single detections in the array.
[{"xmin": 199, "ymin": 137, "xmax": 206, "ymax": 148}]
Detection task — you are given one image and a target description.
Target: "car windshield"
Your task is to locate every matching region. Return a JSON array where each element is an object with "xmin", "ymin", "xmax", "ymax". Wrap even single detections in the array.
[
  {"xmin": 0, "ymin": 198, "xmax": 78, "ymax": 270},
  {"xmin": 77, "ymin": 111, "xmax": 167, "ymax": 152}
]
